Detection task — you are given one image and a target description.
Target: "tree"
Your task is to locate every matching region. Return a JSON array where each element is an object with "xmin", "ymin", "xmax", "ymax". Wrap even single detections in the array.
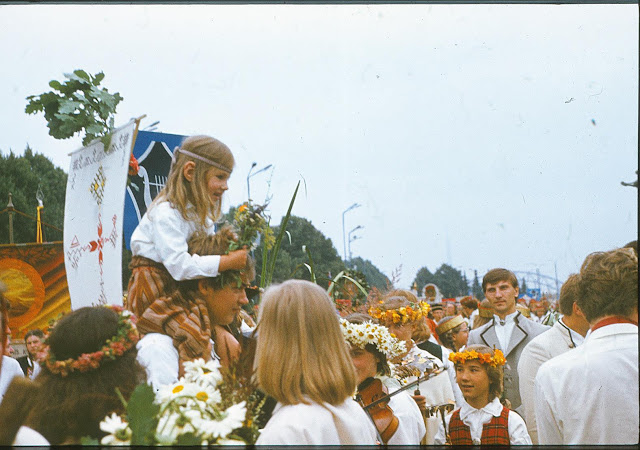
[
  {"xmin": 252, "ymin": 215, "xmax": 345, "ymax": 288},
  {"xmin": 347, "ymin": 256, "xmax": 389, "ymax": 291},
  {"xmin": 472, "ymin": 270, "xmax": 484, "ymax": 299},
  {"xmin": 520, "ymin": 278, "xmax": 528, "ymax": 296},
  {"xmin": 0, "ymin": 147, "xmax": 66, "ymax": 244},
  {"xmin": 413, "ymin": 266, "xmax": 435, "ymax": 295},
  {"xmin": 433, "ymin": 264, "xmax": 469, "ymax": 298}
]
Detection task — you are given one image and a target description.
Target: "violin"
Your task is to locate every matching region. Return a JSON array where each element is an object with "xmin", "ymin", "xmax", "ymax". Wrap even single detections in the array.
[{"xmin": 355, "ymin": 377, "xmax": 399, "ymax": 444}]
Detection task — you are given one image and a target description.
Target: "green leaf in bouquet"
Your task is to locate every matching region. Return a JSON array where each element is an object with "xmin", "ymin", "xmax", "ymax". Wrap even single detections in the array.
[
  {"xmin": 265, "ymin": 181, "xmax": 300, "ymax": 287},
  {"xmin": 48, "ymin": 80, "xmax": 63, "ymax": 90},
  {"xmin": 80, "ymin": 436, "xmax": 100, "ymax": 445},
  {"xmin": 126, "ymin": 383, "xmax": 160, "ymax": 445},
  {"xmin": 73, "ymin": 69, "xmax": 91, "ymax": 81},
  {"xmin": 176, "ymin": 432, "xmax": 202, "ymax": 445}
]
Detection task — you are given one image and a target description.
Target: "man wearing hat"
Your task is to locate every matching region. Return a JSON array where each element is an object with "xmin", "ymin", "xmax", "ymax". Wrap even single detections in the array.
[{"xmin": 467, "ymin": 268, "xmax": 548, "ymax": 415}]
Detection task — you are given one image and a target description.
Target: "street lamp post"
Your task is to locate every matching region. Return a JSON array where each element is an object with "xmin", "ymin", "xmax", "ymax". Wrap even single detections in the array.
[
  {"xmin": 247, "ymin": 162, "xmax": 273, "ymax": 201},
  {"xmin": 348, "ymin": 225, "xmax": 363, "ymax": 260},
  {"xmin": 342, "ymin": 203, "xmax": 360, "ymax": 262}
]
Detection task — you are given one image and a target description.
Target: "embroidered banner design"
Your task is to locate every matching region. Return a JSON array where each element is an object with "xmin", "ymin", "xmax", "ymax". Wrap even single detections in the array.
[{"xmin": 63, "ymin": 121, "xmax": 136, "ymax": 309}]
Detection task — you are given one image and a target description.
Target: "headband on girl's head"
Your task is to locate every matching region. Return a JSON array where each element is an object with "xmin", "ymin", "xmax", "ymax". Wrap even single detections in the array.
[{"xmin": 171, "ymin": 146, "xmax": 232, "ymax": 173}]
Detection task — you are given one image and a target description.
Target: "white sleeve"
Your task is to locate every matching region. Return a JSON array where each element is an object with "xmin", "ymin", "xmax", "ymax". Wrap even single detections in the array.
[
  {"xmin": 149, "ymin": 205, "xmax": 221, "ymax": 280},
  {"xmin": 516, "ymin": 338, "xmax": 547, "ymax": 444},
  {"xmin": 136, "ymin": 334, "xmax": 179, "ymax": 391},
  {"xmin": 534, "ymin": 365, "xmax": 563, "ymax": 445},
  {"xmin": 508, "ymin": 410, "xmax": 533, "ymax": 445},
  {"xmin": 433, "ymin": 413, "xmax": 451, "ymax": 445}
]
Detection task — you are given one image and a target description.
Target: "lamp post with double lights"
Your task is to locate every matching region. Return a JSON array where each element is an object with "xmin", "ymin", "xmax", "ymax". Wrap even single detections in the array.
[
  {"xmin": 247, "ymin": 162, "xmax": 273, "ymax": 201},
  {"xmin": 342, "ymin": 203, "xmax": 360, "ymax": 262},
  {"xmin": 348, "ymin": 225, "xmax": 363, "ymax": 260}
]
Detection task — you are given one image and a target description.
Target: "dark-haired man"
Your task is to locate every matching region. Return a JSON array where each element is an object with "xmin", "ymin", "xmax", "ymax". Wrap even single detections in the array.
[
  {"xmin": 467, "ymin": 268, "xmax": 548, "ymax": 415},
  {"xmin": 17, "ymin": 329, "xmax": 44, "ymax": 379},
  {"xmin": 535, "ymin": 248, "xmax": 638, "ymax": 444}
]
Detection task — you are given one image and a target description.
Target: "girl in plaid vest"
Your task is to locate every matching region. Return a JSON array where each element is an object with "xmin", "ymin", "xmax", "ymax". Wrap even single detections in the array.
[{"xmin": 434, "ymin": 345, "xmax": 531, "ymax": 445}]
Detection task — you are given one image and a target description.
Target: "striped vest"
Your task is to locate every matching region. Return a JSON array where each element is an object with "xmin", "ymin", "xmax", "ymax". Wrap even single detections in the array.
[{"xmin": 449, "ymin": 405, "xmax": 510, "ymax": 445}]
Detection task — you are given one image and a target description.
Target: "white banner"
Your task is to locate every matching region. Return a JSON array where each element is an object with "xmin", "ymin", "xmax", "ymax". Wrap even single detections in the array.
[{"xmin": 63, "ymin": 121, "xmax": 136, "ymax": 309}]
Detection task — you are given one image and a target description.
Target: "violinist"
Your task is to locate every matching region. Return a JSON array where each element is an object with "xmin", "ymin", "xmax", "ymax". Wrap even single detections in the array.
[
  {"xmin": 369, "ymin": 293, "xmax": 456, "ymax": 444},
  {"xmin": 343, "ymin": 314, "xmax": 426, "ymax": 445},
  {"xmin": 254, "ymin": 280, "xmax": 377, "ymax": 445}
]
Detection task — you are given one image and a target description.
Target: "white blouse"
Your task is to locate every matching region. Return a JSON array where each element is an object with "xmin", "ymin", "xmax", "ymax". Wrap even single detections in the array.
[
  {"xmin": 434, "ymin": 397, "xmax": 532, "ymax": 445},
  {"xmin": 379, "ymin": 376, "xmax": 426, "ymax": 445},
  {"xmin": 256, "ymin": 398, "xmax": 378, "ymax": 445},
  {"xmin": 130, "ymin": 201, "xmax": 220, "ymax": 280}
]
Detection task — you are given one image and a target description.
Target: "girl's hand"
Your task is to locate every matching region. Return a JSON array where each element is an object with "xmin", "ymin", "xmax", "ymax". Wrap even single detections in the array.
[{"xmin": 219, "ymin": 249, "xmax": 248, "ymax": 271}]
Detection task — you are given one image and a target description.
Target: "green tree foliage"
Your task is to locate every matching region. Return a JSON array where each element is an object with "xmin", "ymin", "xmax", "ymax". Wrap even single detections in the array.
[
  {"xmin": 252, "ymin": 215, "xmax": 345, "ymax": 288},
  {"xmin": 347, "ymin": 256, "xmax": 389, "ymax": 291},
  {"xmin": 433, "ymin": 264, "xmax": 469, "ymax": 298},
  {"xmin": 413, "ymin": 266, "xmax": 436, "ymax": 295},
  {"xmin": 472, "ymin": 269, "xmax": 484, "ymax": 299},
  {"xmin": 0, "ymin": 147, "xmax": 66, "ymax": 243},
  {"xmin": 25, "ymin": 70, "xmax": 123, "ymax": 146}
]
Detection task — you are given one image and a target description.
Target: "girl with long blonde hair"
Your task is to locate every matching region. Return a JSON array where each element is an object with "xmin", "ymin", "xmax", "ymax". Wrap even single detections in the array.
[
  {"xmin": 254, "ymin": 280, "xmax": 377, "ymax": 445},
  {"xmin": 126, "ymin": 135, "xmax": 248, "ymax": 368}
]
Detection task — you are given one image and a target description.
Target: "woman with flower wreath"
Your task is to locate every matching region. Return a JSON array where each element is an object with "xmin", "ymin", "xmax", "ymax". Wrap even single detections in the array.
[
  {"xmin": 342, "ymin": 313, "xmax": 426, "ymax": 445},
  {"xmin": 434, "ymin": 344, "xmax": 531, "ymax": 445},
  {"xmin": 369, "ymin": 293, "xmax": 457, "ymax": 445},
  {"xmin": 254, "ymin": 280, "xmax": 377, "ymax": 445},
  {"xmin": 0, "ymin": 305, "xmax": 145, "ymax": 445}
]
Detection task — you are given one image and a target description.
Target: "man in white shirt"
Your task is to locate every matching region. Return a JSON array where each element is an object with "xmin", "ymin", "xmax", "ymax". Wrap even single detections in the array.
[
  {"xmin": 517, "ymin": 273, "xmax": 590, "ymax": 443},
  {"xmin": 535, "ymin": 247, "xmax": 638, "ymax": 445},
  {"xmin": 467, "ymin": 268, "xmax": 548, "ymax": 415}
]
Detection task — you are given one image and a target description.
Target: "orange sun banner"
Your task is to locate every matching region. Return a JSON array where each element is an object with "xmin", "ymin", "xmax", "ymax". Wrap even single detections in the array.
[{"xmin": 0, "ymin": 241, "xmax": 71, "ymax": 339}]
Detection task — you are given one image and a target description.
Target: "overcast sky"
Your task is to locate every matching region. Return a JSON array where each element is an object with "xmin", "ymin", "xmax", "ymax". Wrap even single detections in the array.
[{"xmin": 1, "ymin": 3, "xmax": 637, "ymax": 291}]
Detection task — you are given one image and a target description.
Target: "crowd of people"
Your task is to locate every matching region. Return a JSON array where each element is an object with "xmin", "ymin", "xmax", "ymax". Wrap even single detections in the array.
[{"xmin": 0, "ymin": 134, "xmax": 637, "ymax": 446}]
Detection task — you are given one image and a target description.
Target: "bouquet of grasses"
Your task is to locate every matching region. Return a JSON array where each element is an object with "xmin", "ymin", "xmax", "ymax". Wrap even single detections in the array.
[
  {"xmin": 98, "ymin": 359, "xmax": 258, "ymax": 445},
  {"xmin": 228, "ymin": 202, "xmax": 275, "ymax": 253}
]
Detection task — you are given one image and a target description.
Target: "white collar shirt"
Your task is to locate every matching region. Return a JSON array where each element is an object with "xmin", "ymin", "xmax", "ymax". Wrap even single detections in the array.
[
  {"xmin": 493, "ymin": 311, "xmax": 518, "ymax": 351},
  {"xmin": 535, "ymin": 323, "xmax": 638, "ymax": 444},
  {"xmin": 434, "ymin": 397, "xmax": 532, "ymax": 445},
  {"xmin": 558, "ymin": 316, "xmax": 585, "ymax": 347}
]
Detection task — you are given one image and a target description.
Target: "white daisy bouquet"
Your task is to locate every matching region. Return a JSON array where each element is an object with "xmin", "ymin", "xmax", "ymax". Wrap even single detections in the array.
[
  {"xmin": 98, "ymin": 358, "xmax": 251, "ymax": 445},
  {"xmin": 340, "ymin": 318, "xmax": 406, "ymax": 360}
]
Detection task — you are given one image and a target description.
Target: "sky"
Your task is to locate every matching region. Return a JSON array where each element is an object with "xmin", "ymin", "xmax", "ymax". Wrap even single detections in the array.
[{"xmin": 0, "ymin": 3, "xmax": 637, "ymax": 293}]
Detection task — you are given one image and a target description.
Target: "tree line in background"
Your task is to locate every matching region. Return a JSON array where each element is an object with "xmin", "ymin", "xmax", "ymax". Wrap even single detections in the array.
[{"xmin": 2, "ymin": 148, "xmax": 486, "ymax": 299}]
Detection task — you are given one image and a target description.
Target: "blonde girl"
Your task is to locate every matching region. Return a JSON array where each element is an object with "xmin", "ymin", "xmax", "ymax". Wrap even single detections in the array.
[
  {"xmin": 254, "ymin": 280, "xmax": 377, "ymax": 445},
  {"xmin": 127, "ymin": 136, "xmax": 247, "ymax": 366}
]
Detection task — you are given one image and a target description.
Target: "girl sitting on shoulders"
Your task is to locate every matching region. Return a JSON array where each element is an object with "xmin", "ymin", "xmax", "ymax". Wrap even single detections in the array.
[
  {"xmin": 434, "ymin": 344, "xmax": 532, "ymax": 445},
  {"xmin": 254, "ymin": 280, "xmax": 377, "ymax": 445}
]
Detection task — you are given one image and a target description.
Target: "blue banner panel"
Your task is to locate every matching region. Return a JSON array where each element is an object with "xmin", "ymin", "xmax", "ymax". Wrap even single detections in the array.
[{"xmin": 123, "ymin": 131, "xmax": 186, "ymax": 249}]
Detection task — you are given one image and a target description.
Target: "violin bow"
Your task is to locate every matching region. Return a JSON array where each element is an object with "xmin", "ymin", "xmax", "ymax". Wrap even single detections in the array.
[{"xmin": 362, "ymin": 366, "xmax": 445, "ymax": 411}]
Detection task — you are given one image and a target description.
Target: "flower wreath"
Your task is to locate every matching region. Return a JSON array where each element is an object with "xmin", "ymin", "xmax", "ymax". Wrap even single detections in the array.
[
  {"xmin": 44, "ymin": 305, "xmax": 140, "ymax": 377},
  {"xmin": 368, "ymin": 301, "xmax": 431, "ymax": 324},
  {"xmin": 340, "ymin": 318, "xmax": 406, "ymax": 359},
  {"xmin": 448, "ymin": 348, "xmax": 506, "ymax": 367}
]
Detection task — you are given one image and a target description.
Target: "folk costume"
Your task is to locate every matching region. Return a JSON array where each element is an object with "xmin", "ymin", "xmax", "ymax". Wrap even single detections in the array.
[
  {"xmin": 467, "ymin": 311, "xmax": 548, "ymax": 413},
  {"xmin": 255, "ymin": 397, "xmax": 378, "ymax": 445},
  {"xmin": 535, "ymin": 319, "xmax": 638, "ymax": 445},
  {"xmin": 517, "ymin": 317, "xmax": 584, "ymax": 443},
  {"xmin": 127, "ymin": 201, "xmax": 220, "ymax": 362},
  {"xmin": 434, "ymin": 397, "xmax": 531, "ymax": 445},
  {"xmin": 16, "ymin": 354, "xmax": 40, "ymax": 379},
  {"xmin": 0, "ymin": 355, "xmax": 23, "ymax": 400},
  {"xmin": 378, "ymin": 375, "xmax": 427, "ymax": 445},
  {"xmin": 398, "ymin": 343, "xmax": 456, "ymax": 444}
]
